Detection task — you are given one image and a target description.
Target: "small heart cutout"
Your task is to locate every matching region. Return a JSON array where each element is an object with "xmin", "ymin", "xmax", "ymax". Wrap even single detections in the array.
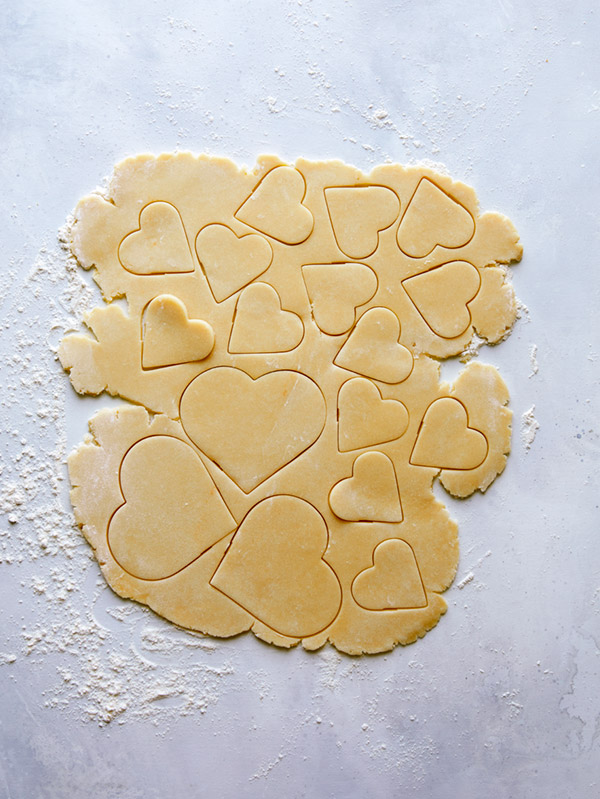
[
  {"xmin": 410, "ymin": 397, "xmax": 488, "ymax": 470},
  {"xmin": 334, "ymin": 307, "xmax": 413, "ymax": 384},
  {"xmin": 195, "ymin": 224, "xmax": 273, "ymax": 302},
  {"xmin": 180, "ymin": 367, "xmax": 326, "ymax": 493},
  {"xmin": 142, "ymin": 295, "xmax": 215, "ymax": 368},
  {"xmin": 235, "ymin": 166, "xmax": 314, "ymax": 244},
  {"xmin": 352, "ymin": 539, "xmax": 427, "ymax": 610},
  {"xmin": 325, "ymin": 185, "xmax": 400, "ymax": 259},
  {"xmin": 108, "ymin": 436, "xmax": 236, "ymax": 580},
  {"xmin": 210, "ymin": 496, "xmax": 341, "ymax": 638},
  {"xmin": 338, "ymin": 378, "xmax": 409, "ymax": 452},
  {"xmin": 397, "ymin": 178, "xmax": 475, "ymax": 258},
  {"xmin": 228, "ymin": 283, "xmax": 304, "ymax": 353},
  {"xmin": 302, "ymin": 262, "xmax": 378, "ymax": 335},
  {"xmin": 119, "ymin": 201, "xmax": 194, "ymax": 274},
  {"xmin": 402, "ymin": 261, "xmax": 481, "ymax": 339},
  {"xmin": 329, "ymin": 451, "xmax": 403, "ymax": 522}
]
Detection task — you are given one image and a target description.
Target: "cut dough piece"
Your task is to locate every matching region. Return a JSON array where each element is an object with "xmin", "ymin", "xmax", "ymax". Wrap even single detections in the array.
[
  {"xmin": 235, "ymin": 166, "xmax": 313, "ymax": 244},
  {"xmin": 228, "ymin": 283, "xmax": 304, "ymax": 353},
  {"xmin": 142, "ymin": 295, "xmax": 214, "ymax": 368},
  {"xmin": 210, "ymin": 496, "xmax": 341, "ymax": 638},
  {"xmin": 352, "ymin": 539, "xmax": 427, "ymax": 610},
  {"xmin": 324, "ymin": 185, "xmax": 400, "ymax": 259},
  {"xmin": 108, "ymin": 436, "xmax": 235, "ymax": 580},
  {"xmin": 329, "ymin": 451, "xmax": 403, "ymax": 523},
  {"xmin": 195, "ymin": 224, "xmax": 273, "ymax": 302},
  {"xmin": 411, "ymin": 397, "xmax": 488, "ymax": 470},
  {"xmin": 334, "ymin": 307, "xmax": 413, "ymax": 384},
  {"xmin": 119, "ymin": 201, "xmax": 194, "ymax": 274},
  {"xmin": 338, "ymin": 378, "xmax": 409, "ymax": 452},
  {"xmin": 402, "ymin": 261, "xmax": 481, "ymax": 339},
  {"xmin": 397, "ymin": 178, "xmax": 475, "ymax": 258},
  {"xmin": 302, "ymin": 262, "xmax": 377, "ymax": 335}
]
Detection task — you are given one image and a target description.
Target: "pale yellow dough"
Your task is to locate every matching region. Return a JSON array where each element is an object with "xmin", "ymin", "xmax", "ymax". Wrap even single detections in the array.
[{"xmin": 60, "ymin": 154, "xmax": 522, "ymax": 655}]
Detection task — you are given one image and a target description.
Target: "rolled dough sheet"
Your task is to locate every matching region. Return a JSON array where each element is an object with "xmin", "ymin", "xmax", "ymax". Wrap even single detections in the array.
[{"xmin": 59, "ymin": 154, "xmax": 522, "ymax": 655}]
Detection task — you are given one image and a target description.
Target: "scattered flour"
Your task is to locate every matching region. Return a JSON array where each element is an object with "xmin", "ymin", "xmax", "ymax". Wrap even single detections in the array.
[{"xmin": 521, "ymin": 405, "xmax": 540, "ymax": 451}]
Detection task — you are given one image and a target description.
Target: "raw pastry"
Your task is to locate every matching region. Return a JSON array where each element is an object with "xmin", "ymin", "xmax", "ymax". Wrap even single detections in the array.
[{"xmin": 59, "ymin": 154, "xmax": 522, "ymax": 655}]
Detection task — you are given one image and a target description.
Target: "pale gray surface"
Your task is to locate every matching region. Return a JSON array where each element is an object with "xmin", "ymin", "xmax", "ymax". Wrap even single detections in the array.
[{"xmin": 1, "ymin": 1, "xmax": 599, "ymax": 797}]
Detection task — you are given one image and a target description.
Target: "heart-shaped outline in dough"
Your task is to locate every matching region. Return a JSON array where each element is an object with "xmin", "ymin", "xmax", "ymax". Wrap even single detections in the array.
[
  {"xmin": 195, "ymin": 223, "xmax": 273, "ymax": 303},
  {"xmin": 402, "ymin": 261, "xmax": 481, "ymax": 339},
  {"xmin": 108, "ymin": 435, "xmax": 236, "ymax": 580},
  {"xmin": 228, "ymin": 282, "xmax": 304, "ymax": 354},
  {"xmin": 180, "ymin": 367, "xmax": 327, "ymax": 493},
  {"xmin": 410, "ymin": 397, "xmax": 488, "ymax": 470},
  {"xmin": 142, "ymin": 295, "xmax": 215, "ymax": 369},
  {"xmin": 396, "ymin": 178, "xmax": 475, "ymax": 258},
  {"xmin": 301, "ymin": 262, "xmax": 378, "ymax": 336},
  {"xmin": 235, "ymin": 166, "xmax": 314, "ymax": 245},
  {"xmin": 351, "ymin": 539, "xmax": 427, "ymax": 610},
  {"xmin": 210, "ymin": 495, "xmax": 342, "ymax": 638},
  {"xmin": 337, "ymin": 378, "xmax": 409, "ymax": 452},
  {"xmin": 329, "ymin": 451, "xmax": 403, "ymax": 522},
  {"xmin": 324, "ymin": 185, "xmax": 401, "ymax": 259},
  {"xmin": 118, "ymin": 201, "xmax": 195, "ymax": 275}
]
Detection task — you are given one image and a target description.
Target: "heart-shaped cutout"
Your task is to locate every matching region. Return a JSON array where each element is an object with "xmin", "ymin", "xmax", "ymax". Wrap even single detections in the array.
[
  {"xmin": 210, "ymin": 496, "xmax": 341, "ymax": 638},
  {"xmin": 325, "ymin": 185, "xmax": 400, "ymax": 259},
  {"xmin": 352, "ymin": 539, "xmax": 427, "ymax": 610},
  {"xmin": 334, "ymin": 307, "xmax": 413, "ymax": 384},
  {"xmin": 302, "ymin": 262, "xmax": 378, "ymax": 335},
  {"xmin": 329, "ymin": 451, "xmax": 403, "ymax": 522},
  {"xmin": 228, "ymin": 283, "xmax": 304, "ymax": 353},
  {"xmin": 338, "ymin": 378, "xmax": 409, "ymax": 452},
  {"xmin": 180, "ymin": 367, "xmax": 326, "ymax": 493},
  {"xmin": 142, "ymin": 295, "xmax": 215, "ymax": 368},
  {"xmin": 108, "ymin": 436, "xmax": 236, "ymax": 580},
  {"xmin": 195, "ymin": 224, "xmax": 273, "ymax": 302},
  {"xmin": 397, "ymin": 178, "xmax": 475, "ymax": 258},
  {"xmin": 235, "ymin": 166, "xmax": 314, "ymax": 244},
  {"xmin": 119, "ymin": 201, "xmax": 194, "ymax": 274},
  {"xmin": 410, "ymin": 397, "xmax": 488, "ymax": 469},
  {"xmin": 402, "ymin": 261, "xmax": 481, "ymax": 339}
]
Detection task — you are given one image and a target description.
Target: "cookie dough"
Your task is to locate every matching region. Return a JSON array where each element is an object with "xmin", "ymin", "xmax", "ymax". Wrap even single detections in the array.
[{"xmin": 59, "ymin": 154, "xmax": 522, "ymax": 655}]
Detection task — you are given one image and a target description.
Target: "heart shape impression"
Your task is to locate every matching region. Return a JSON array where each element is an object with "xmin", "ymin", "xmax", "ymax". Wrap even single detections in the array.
[
  {"xmin": 402, "ymin": 261, "xmax": 481, "ymax": 339},
  {"xmin": 302, "ymin": 262, "xmax": 378, "ymax": 335},
  {"xmin": 325, "ymin": 185, "xmax": 400, "ymax": 259},
  {"xmin": 329, "ymin": 451, "xmax": 403, "ymax": 522},
  {"xmin": 334, "ymin": 307, "xmax": 413, "ymax": 384},
  {"xmin": 195, "ymin": 224, "xmax": 273, "ymax": 302},
  {"xmin": 338, "ymin": 378, "xmax": 409, "ymax": 452},
  {"xmin": 119, "ymin": 201, "xmax": 194, "ymax": 274},
  {"xmin": 180, "ymin": 367, "xmax": 326, "ymax": 493},
  {"xmin": 235, "ymin": 166, "xmax": 314, "ymax": 244},
  {"xmin": 142, "ymin": 294, "xmax": 214, "ymax": 368},
  {"xmin": 397, "ymin": 178, "xmax": 475, "ymax": 258},
  {"xmin": 210, "ymin": 496, "xmax": 341, "ymax": 638},
  {"xmin": 410, "ymin": 397, "xmax": 488, "ymax": 470},
  {"xmin": 108, "ymin": 436, "xmax": 236, "ymax": 580},
  {"xmin": 352, "ymin": 539, "xmax": 427, "ymax": 610},
  {"xmin": 228, "ymin": 282, "xmax": 304, "ymax": 353}
]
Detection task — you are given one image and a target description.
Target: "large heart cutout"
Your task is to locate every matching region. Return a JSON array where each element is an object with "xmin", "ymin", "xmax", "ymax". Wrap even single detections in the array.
[
  {"xmin": 338, "ymin": 378, "xmax": 409, "ymax": 452},
  {"xmin": 329, "ymin": 451, "xmax": 403, "ymax": 522},
  {"xmin": 325, "ymin": 185, "xmax": 400, "ymax": 259},
  {"xmin": 235, "ymin": 166, "xmax": 314, "ymax": 245},
  {"xmin": 119, "ymin": 201, "xmax": 194, "ymax": 274},
  {"xmin": 302, "ymin": 262, "xmax": 378, "ymax": 335},
  {"xmin": 142, "ymin": 295, "xmax": 214, "ymax": 368},
  {"xmin": 108, "ymin": 436, "xmax": 236, "ymax": 580},
  {"xmin": 228, "ymin": 283, "xmax": 304, "ymax": 353},
  {"xmin": 180, "ymin": 367, "xmax": 326, "ymax": 493},
  {"xmin": 195, "ymin": 224, "xmax": 273, "ymax": 302},
  {"xmin": 402, "ymin": 261, "xmax": 481, "ymax": 339},
  {"xmin": 410, "ymin": 397, "xmax": 488, "ymax": 470},
  {"xmin": 334, "ymin": 307, "xmax": 413, "ymax": 384},
  {"xmin": 352, "ymin": 539, "xmax": 427, "ymax": 610},
  {"xmin": 397, "ymin": 178, "xmax": 475, "ymax": 258},
  {"xmin": 210, "ymin": 496, "xmax": 341, "ymax": 638}
]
